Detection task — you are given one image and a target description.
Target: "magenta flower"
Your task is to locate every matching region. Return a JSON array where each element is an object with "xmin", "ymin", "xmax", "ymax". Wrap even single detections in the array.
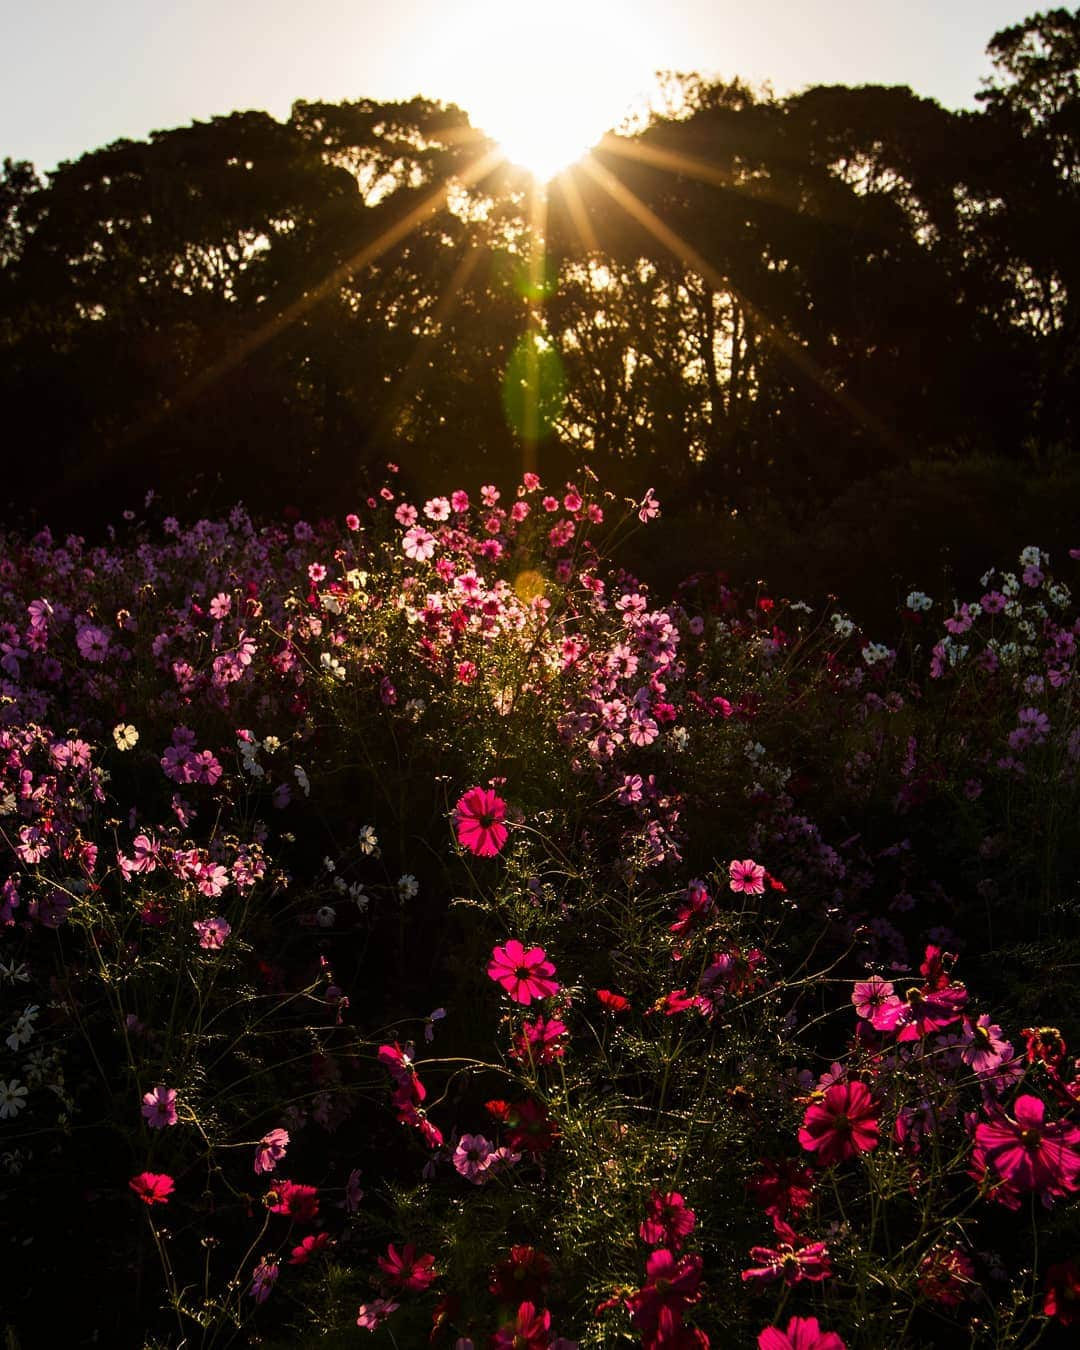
[
  {"xmin": 639, "ymin": 1190, "xmax": 696, "ymax": 1249},
  {"xmin": 492, "ymin": 1301, "xmax": 552, "ymax": 1349},
  {"xmin": 193, "ymin": 916, "xmax": 231, "ymax": 949},
  {"xmin": 128, "ymin": 1171, "xmax": 174, "ymax": 1206},
  {"xmin": 510, "ymin": 1015, "xmax": 569, "ymax": 1066},
  {"xmin": 454, "ymin": 786, "xmax": 509, "ymax": 858},
  {"xmin": 254, "ymin": 1127, "xmax": 290, "ymax": 1175},
  {"xmin": 452, "ymin": 1133, "xmax": 494, "ymax": 1184},
  {"xmin": 377, "ymin": 1241, "xmax": 437, "ymax": 1292},
  {"xmin": 729, "ymin": 858, "xmax": 766, "ymax": 895},
  {"xmin": 973, "ymin": 1094, "xmax": 1080, "ymax": 1198},
  {"xmin": 742, "ymin": 1219, "xmax": 832, "ymax": 1285},
  {"xmin": 758, "ymin": 1316, "xmax": 846, "ymax": 1349},
  {"xmin": 798, "ymin": 1081, "xmax": 879, "ymax": 1166},
  {"xmin": 488, "ymin": 940, "xmax": 560, "ymax": 1005},
  {"xmin": 141, "ymin": 1085, "xmax": 178, "ymax": 1129}
]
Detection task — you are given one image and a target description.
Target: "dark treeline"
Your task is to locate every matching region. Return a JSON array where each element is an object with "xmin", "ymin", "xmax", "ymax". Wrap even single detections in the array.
[{"xmin": 2, "ymin": 8, "xmax": 1079, "ymax": 562}]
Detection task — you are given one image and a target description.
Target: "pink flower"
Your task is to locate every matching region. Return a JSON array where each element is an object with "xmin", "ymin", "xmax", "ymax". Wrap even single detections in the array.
[
  {"xmin": 254, "ymin": 1127, "xmax": 290, "ymax": 1175},
  {"xmin": 917, "ymin": 1246, "xmax": 975, "ymax": 1307},
  {"xmin": 741, "ymin": 1219, "xmax": 832, "ymax": 1285},
  {"xmin": 76, "ymin": 624, "xmax": 110, "ymax": 661},
  {"xmin": 356, "ymin": 1297, "xmax": 399, "ymax": 1331},
  {"xmin": 289, "ymin": 1232, "xmax": 331, "ymax": 1264},
  {"xmin": 193, "ymin": 916, "xmax": 231, "ymax": 949},
  {"xmin": 625, "ymin": 1248, "xmax": 703, "ymax": 1338},
  {"xmin": 640, "ymin": 1190, "xmax": 696, "ymax": 1249},
  {"xmin": 402, "ymin": 525, "xmax": 436, "ymax": 561},
  {"xmin": 141, "ymin": 1085, "xmax": 178, "ymax": 1128},
  {"xmin": 973, "ymin": 1094, "xmax": 1080, "ymax": 1198},
  {"xmin": 377, "ymin": 1241, "xmax": 437, "ymax": 1292},
  {"xmin": 729, "ymin": 858, "xmax": 766, "ymax": 895},
  {"xmin": 1044, "ymin": 1259, "xmax": 1080, "ymax": 1326},
  {"xmin": 488, "ymin": 940, "xmax": 560, "ymax": 1005},
  {"xmin": 129, "ymin": 1171, "xmax": 174, "ymax": 1205},
  {"xmin": 798, "ymin": 1081, "xmax": 879, "ymax": 1166},
  {"xmin": 454, "ymin": 786, "xmax": 509, "ymax": 857},
  {"xmin": 452, "ymin": 1133, "xmax": 494, "ymax": 1183},
  {"xmin": 757, "ymin": 1316, "xmax": 846, "ymax": 1350},
  {"xmin": 851, "ymin": 976, "xmax": 894, "ymax": 1020},
  {"xmin": 638, "ymin": 488, "xmax": 660, "ymax": 523},
  {"xmin": 511, "ymin": 1015, "xmax": 569, "ymax": 1066},
  {"xmin": 492, "ymin": 1302, "xmax": 552, "ymax": 1349}
]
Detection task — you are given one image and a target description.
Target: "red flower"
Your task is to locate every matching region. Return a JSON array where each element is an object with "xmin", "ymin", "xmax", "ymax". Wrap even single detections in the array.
[
  {"xmin": 798, "ymin": 1081, "xmax": 879, "ymax": 1166},
  {"xmin": 917, "ymin": 1246, "xmax": 975, "ymax": 1307},
  {"xmin": 454, "ymin": 786, "xmax": 509, "ymax": 858},
  {"xmin": 757, "ymin": 1316, "xmax": 846, "ymax": 1350},
  {"xmin": 640, "ymin": 1191, "xmax": 697, "ymax": 1249},
  {"xmin": 289, "ymin": 1232, "xmax": 331, "ymax": 1265},
  {"xmin": 747, "ymin": 1160, "xmax": 814, "ymax": 1220},
  {"xmin": 625, "ymin": 1249, "xmax": 704, "ymax": 1339},
  {"xmin": 488, "ymin": 940, "xmax": 559, "ymax": 1005},
  {"xmin": 491, "ymin": 1300, "xmax": 552, "ymax": 1348},
  {"xmin": 504, "ymin": 1098, "xmax": 559, "ymax": 1155},
  {"xmin": 489, "ymin": 1245, "xmax": 554, "ymax": 1304},
  {"xmin": 377, "ymin": 1241, "xmax": 437, "ymax": 1292},
  {"xmin": 596, "ymin": 988, "xmax": 630, "ymax": 1013},
  {"xmin": 973, "ymin": 1094, "xmax": 1080, "ymax": 1199},
  {"xmin": 1044, "ymin": 1259, "xmax": 1080, "ymax": 1326},
  {"xmin": 266, "ymin": 1179, "xmax": 319, "ymax": 1223},
  {"xmin": 129, "ymin": 1171, "xmax": 174, "ymax": 1206}
]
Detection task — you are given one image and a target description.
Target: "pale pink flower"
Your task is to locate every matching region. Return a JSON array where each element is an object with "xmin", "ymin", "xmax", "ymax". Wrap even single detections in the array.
[{"xmin": 142, "ymin": 1085, "xmax": 178, "ymax": 1128}]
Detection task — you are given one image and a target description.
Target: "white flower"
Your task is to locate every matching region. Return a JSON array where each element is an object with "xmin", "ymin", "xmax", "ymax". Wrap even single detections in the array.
[
  {"xmin": 670, "ymin": 726, "xmax": 689, "ymax": 752},
  {"xmin": 315, "ymin": 905, "xmax": 336, "ymax": 928},
  {"xmin": 398, "ymin": 874, "xmax": 419, "ymax": 900},
  {"xmin": 262, "ymin": 736, "xmax": 282, "ymax": 754},
  {"xmin": 1004, "ymin": 600, "xmax": 1023, "ymax": 619},
  {"xmin": 862, "ymin": 642, "xmax": 892, "ymax": 666},
  {"xmin": 112, "ymin": 723, "xmax": 139, "ymax": 751},
  {"xmin": 1019, "ymin": 545, "xmax": 1042, "ymax": 567},
  {"xmin": 357, "ymin": 826, "xmax": 378, "ymax": 856},
  {"xmin": 1002, "ymin": 573, "xmax": 1020, "ymax": 598},
  {"xmin": 832, "ymin": 614, "xmax": 855, "ymax": 638},
  {"xmin": 789, "ymin": 600, "xmax": 813, "ymax": 614},
  {"xmin": 0, "ymin": 960, "xmax": 29, "ymax": 985},
  {"xmin": 294, "ymin": 765, "xmax": 310, "ymax": 796},
  {"xmin": 744, "ymin": 740, "xmax": 766, "ymax": 763},
  {"xmin": 905, "ymin": 591, "xmax": 932, "ymax": 612},
  {"xmin": 349, "ymin": 882, "xmax": 368, "ymax": 911},
  {"xmin": 322, "ymin": 594, "xmax": 343, "ymax": 615},
  {"xmin": 1048, "ymin": 583, "xmax": 1071, "ymax": 609},
  {"xmin": 320, "ymin": 652, "xmax": 346, "ymax": 681},
  {"xmin": 0, "ymin": 1080, "xmax": 28, "ymax": 1119},
  {"xmin": 5, "ymin": 1005, "xmax": 38, "ymax": 1052}
]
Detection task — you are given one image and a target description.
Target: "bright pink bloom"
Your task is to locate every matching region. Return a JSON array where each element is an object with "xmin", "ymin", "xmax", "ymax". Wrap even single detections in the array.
[
  {"xmin": 973, "ymin": 1094, "xmax": 1080, "ymax": 1198},
  {"xmin": 377, "ymin": 1242, "xmax": 437, "ymax": 1292},
  {"xmin": 141, "ymin": 1085, "xmax": 178, "ymax": 1128},
  {"xmin": 492, "ymin": 1301, "xmax": 552, "ymax": 1349},
  {"xmin": 511, "ymin": 1015, "xmax": 569, "ymax": 1066},
  {"xmin": 254, "ymin": 1127, "xmax": 290, "ymax": 1174},
  {"xmin": 129, "ymin": 1171, "xmax": 174, "ymax": 1205},
  {"xmin": 488, "ymin": 940, "xmax": 559, "ymax": 1005},
  {"xmin": 798, "ymin": 1081, "xmax": 879, "ymax": 1166},
  {"xmin": 625, "ymin": 1249, "xmax": 703, "ymax": 1339},
  {"xmin": 454, "ymin": 787, "xmax": 508, "ymax": 858},
  {"xmin": 640, "ymin": 1191, "xmax": 696, "ymax": 1249},
  {"xmin": 729, "ymin": 858, "xmax": 766, "ymax": 895},
  {"xmin": 757, "ymin": 1316, "xmax": 846, "ymax": 1350}
]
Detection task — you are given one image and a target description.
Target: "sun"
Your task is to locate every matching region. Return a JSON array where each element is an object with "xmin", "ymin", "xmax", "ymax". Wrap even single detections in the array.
[{"xmin": 426, "ymin": 2, "xmax": 660, "ymax": 182}]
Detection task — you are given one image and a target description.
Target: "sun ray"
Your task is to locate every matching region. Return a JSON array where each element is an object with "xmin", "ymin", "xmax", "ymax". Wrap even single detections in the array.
[
  {"xmin": 107, "ymin": 146, "xmax": 505, "ymax": 458},
  {"xmin": 577, "ymin": 154, "xmax": 904, "ymax": 456}
]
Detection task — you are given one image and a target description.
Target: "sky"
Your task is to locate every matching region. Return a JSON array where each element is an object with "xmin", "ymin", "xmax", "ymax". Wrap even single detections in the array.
[{"xmin": 1, "ymin": 0, "xmax": 1049, "ymax": 175}]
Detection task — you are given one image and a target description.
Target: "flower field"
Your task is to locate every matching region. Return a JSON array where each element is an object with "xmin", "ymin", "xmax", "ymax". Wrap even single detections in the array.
[{"xmin": 1, "ymin": 468, "xmax": 1078, "ymax": 1348}]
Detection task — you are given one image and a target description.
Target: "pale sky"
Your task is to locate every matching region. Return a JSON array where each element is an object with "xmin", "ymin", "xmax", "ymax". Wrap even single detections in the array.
[{"xmin": 1, "ymin": 1, "xmax": 1048, "ymax": 175}]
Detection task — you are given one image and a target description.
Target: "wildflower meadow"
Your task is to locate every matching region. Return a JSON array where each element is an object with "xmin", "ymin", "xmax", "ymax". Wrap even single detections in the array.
[{"xmin": 1, "ymin": 469, "xmax": 1078, "ymax": 1348}]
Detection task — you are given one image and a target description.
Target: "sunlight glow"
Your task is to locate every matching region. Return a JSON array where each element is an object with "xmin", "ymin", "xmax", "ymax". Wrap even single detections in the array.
[{"xmin": 429, "ymin": 1, "xmax": 660, "ymax": 181}]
